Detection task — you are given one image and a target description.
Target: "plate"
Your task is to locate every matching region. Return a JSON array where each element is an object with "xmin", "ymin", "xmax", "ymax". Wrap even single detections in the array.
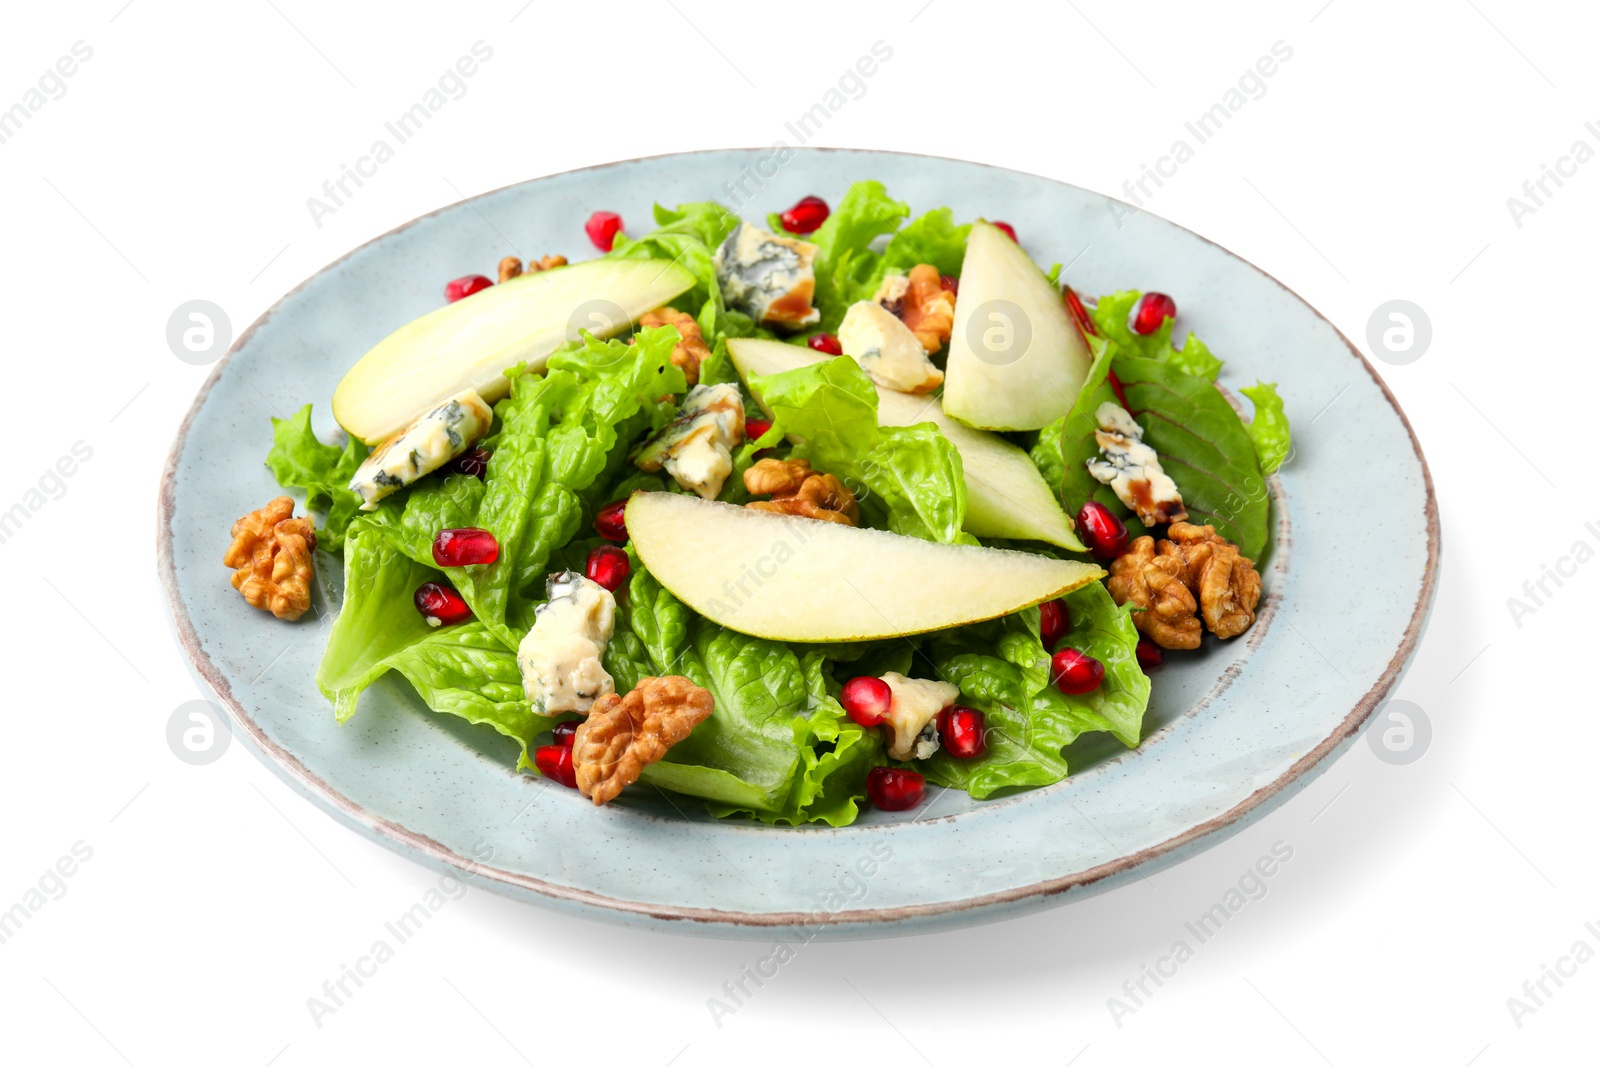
[{"xmin": 158, "ymin": 149, "xmax": 1438, "ymax": 938}]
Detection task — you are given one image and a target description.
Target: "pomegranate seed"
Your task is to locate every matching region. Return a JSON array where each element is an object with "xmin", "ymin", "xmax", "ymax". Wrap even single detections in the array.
[
  {"xmin": 867, "ymin": 766, "xmax": 925, "ymax": 811},
  {"xmin": 937, "ymin": 705, "xmax": 986, "ymax": 759},
  {"xmin": 1062, "ymin": 285, "xmax": 1098, "ymax": 338},
  {"xmin": 445, "ymin": 274, "xmax": 493, "ymax": 302},
  {"xmin": 780, "ymin": 195, "xmax": 830, "ymax": 235},
  {"xmin": 444, "ymin": 446, "xmax": 491, "ymax": 480},
  {"xmin": 1039, "ymin": 598, "xmax": 1070, "ymax": 650},
  {"xmin": 413, "ymin": 581, "xmax": 472, "ymax": 627},
  {"xmin": 432, "ymin": 527, "xmax": 499, "ymax": 567},
  {"xmin": 1136, "ymin": 639, "xmax": 1164, "ymax": 668},
  {"xmin": 552, "ymin": 720, "xmax": 578, "ymax": 747},
  {"xmin": 744, "ymin": 416, "xmax": 774, "ymax": 440},
  {"xmin": 585, "ymin": 545, "xmax": 630, "ymax": 592},
  {"xmin": 991, "ymin": 220, "xmax": 1018, "ymax": 242},
  {"xmin": 534, "ymin": 744, "xmax": 578, "ymax": 788},
  {"xmin": 1129, "ymin": 291, "xmax": 1176, "ymax": 336},
  {"xmin": 807, "ymin": 333, "xmax": 843, "ymax": 356},
  {"xmin": 840, "ymin": 676, "xmax": 893, "ymax": 728},
  {"xmin": 939, "ymin": 274, "xmax": 958, "ymax": 295},
  {"xmin": 585, "ymin": 210, "xmax": 623, "ymax": 251},
  {"xmin": 594, "ymin": 500, "xmax": 628, "ymax": 542},
  {"xmin": 1052, "ymin": 647, "xmax": 1105, "ymax": 695},
  {"xmin": 1076, "ymin": 500, "xmax": 1129, "ymax": 560}
]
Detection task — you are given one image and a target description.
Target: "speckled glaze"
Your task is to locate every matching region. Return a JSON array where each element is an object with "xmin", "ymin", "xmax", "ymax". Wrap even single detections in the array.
[{"xmin": 158, "ymin": 149, "xmax": 1438, "ymax": 939}]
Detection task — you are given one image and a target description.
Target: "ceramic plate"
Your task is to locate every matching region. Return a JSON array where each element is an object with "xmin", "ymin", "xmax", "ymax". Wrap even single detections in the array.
[{"xmin": 159, "ymin": 149, "xmax": 1438, "ymax": 938}]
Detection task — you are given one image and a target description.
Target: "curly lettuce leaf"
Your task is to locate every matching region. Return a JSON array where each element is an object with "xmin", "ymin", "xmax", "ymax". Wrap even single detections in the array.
[
  {"xmin": 1240, "ymin": 381, "xmax": 1291, "ymax": 475},
  {"xmin": 611, "ymin": 201, "xmax": 755, "ymax": 345},
  {"xmin": 881, "ymin": 207, "xmax": 969, "ymax": 279},
  {"xmin": 265, "ymin": 405, "xmax": 368, "ymax": 549},
  {"xmin": 923, "ymin": 583, "xmax": 1148, "ymax": 799},
  {"xmin": 1112, "ymin": 354, "xmax": 1270, "ymax": 560},
  {"xmin": 801, "ymin": 180, "xmax": 910, "ymax": 332},
  {"xmin": 1091, "ymin": 290, "xmax": 1224, "ymax": 381}
]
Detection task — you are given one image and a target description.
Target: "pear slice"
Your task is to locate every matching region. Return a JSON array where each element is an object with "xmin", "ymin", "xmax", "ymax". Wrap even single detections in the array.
[
  {"xmin": 626, "ymin": 492, "xmax": 1102, "ymax": 642},
  {"xmin": 941, "ymin": 221, "xmax": 1093, "ymax": 431},
  {"xmin": 728, "ymin": 338, "xmax": 1085, "ymax": 550},
  {"xmin": 333, "ymin": 257, "xmax": 695, "ymax": 444}
]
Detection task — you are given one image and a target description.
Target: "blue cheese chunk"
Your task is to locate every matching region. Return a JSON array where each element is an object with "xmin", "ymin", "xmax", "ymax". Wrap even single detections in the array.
[
  {"xmin": 880, "ymin": 672, "xmax": 961, "ymax": 761},
  {"xmin": 1085, "ymin": 402, "xmax": 1188, "ymax": 526},
  {"xmin": 713, "ymin": 222, "xmax": 820, "ymax": 329},
  {"xmin": 838, "ymin": 300, "xmax": 943, "ymax": 394},
  {"xmin": 632, "ymin": 383, "xmax": 746, "ymax": 500},
  {"xmin": 517, "ymin": 571, "xmax": 616, "ymax": 716},
  {"xmin": 348, "ymin": 389, "xmax": 493, "ymax": 509}
]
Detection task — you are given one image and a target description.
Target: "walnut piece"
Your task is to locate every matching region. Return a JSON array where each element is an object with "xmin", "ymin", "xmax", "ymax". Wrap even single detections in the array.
[
  {"xmin": 499, "ymin": 254, "xmax": 568, "ymax": 282},
  {"xmin": 224, "ymin": 497, "xmax": 316, "ymax": 621},
  {"xmin": 638, "ymin": 306, "xmax": 711, "ymax": 387},
  {"xmin": 572, "ymin": 675, "xmax": 714, "ymax": 805},
  {"xmin": 1159, "ymin": 523, "xmax": 1262, "ymax": 639},
  {"xmin": 1106, "ymin": 536, "xmax": 1201, "ymax": 650},
  {"xmin": 743, "ymin": 458, "xmax": 859, "ymax": 525},
  {"xmin": 874, "ymin": 264, "xmax": 956, "ymax": 354}
]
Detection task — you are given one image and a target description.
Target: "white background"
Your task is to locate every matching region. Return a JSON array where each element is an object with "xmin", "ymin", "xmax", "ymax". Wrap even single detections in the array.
[{"xmin": 1, "ymin": 1, "xmax": 1593, "ymax": 1063}]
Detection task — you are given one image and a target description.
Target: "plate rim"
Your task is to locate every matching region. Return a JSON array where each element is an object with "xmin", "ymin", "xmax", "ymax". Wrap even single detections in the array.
[{"xmin": 157, "ymin": 147, "xmax": 1441, "ymax": 930}]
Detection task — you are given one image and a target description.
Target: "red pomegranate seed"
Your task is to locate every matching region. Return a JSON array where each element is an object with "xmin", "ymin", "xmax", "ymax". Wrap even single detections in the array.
[
  {"xmin": 780, "ymin": 195, "xmax": 830, "ymax": 234},
  {"xmin": 939, "ymin": 274, "xmax": 958, "ymax": 295},
  {"xmin": 1136, "ymin": 639, "xmax": 1164, "ymax": 668},
  {"xmin": 594, "ymin": 500, "xmax": 628, "ymax": 542},
  {"xmin": 552, "ymin": 720, "xmax": 578, "ymax": 747},
  {"xmin": 585, "ymin": 545, "xmax": 631, "ymax": 592},
  {"xmin": 1039, "ymin": 598, "xmax": 1070, "ymax": 650},
  {"xmin": 413, "ymin": 581, "xmax": 471, "ymax": 627},
  {"xmin": 1052, "ymin": 647, "xmax": 1105, "ymax": 695},
  {"xmin": 807, "ymin": 333, "xmax": 843, "ymax": 356},
  {"xmin": 585, "ymin": 210, "xmax": 623, "ymax": 251},
  {"xmin": 867, "ymin": 766, "xmax": 925, "ymax": 811},
  {"xmin": 1076, "ymin": 500, "xmax": 1129, "ymax": 560},
  {"xmin": 991, "ymin": 221, "xmax": 1018, "ymax": 242},
  {"xmin": 444, "ymin": 446, "xmax": 491, "ymax": 480},
  {"xmin": 744, "ymin": 416, "xmax": 774, "ymax": 441},
  {"xmin": 1062, "ymin": 285, "xmax": 1098, "ymax": 338},
  {"xmin": 534, "ymin": 744, "xmax": 578, "ymax": 788},
  {"xmin": 1129, "ymin": 291, "xmax": 1176, "ymax": 336},
  {"xmin": 432, "ymin": 527, "xmax": 499, "ymax": 567},
  {"xmin": 840, "ymin": 676, "xmax": 893, "ymax": 728},
  {"xmin": 445, "ymin": 274, "xmax": 493, "ymax": 302},
  {"xmin": 937, "ymin": 705, "xmax": 986, "ymax": 759}
]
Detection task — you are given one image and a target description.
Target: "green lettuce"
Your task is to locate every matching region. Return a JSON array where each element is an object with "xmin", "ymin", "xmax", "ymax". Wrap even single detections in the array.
[
  {"xmin": 1091, "ymin": 290, "xmax": 1223, "ymax": 381},
  {"xmin": 923, "ymin": 582, "xmax": 1148, "ymax": 799},
  {"xmin": 610, "ymin": 201, "xmax": 754, "ymax": 345},
  {"xmin": 1052, "ymin": 337, "xmax": 1148, "ymax": 541},
  {"xmin": 881, "ymin": 207, "xmax": 969, "ymax": 279},
  {"xmin": 265, "ymin": 405, "xmax": 368, "ymax": 549},
  {"xmin": 1240, "ymin": 381, "xmax": 1291, "ymax": 475},
  {"xmin": 753, "ymin": 355, "xmax": 973, "ymax": 544},
  {"xmin": 800, "ymin": 180, "xmax": 910, "ymax": 331}
]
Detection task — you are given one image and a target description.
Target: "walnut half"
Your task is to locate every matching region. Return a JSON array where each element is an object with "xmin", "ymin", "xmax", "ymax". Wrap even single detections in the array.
[
  {"xmin": 224, "ymin": 497, "xmax": 316, "ymax": 621},
  {"xmin": 1106, "ymin": 536, "xmax": 1202, "ymax": 650},
  {"xmin": 1159, "ymin": 523, "xmax": 1262, "ymax": 639},
  {"xmin": 743, "ymin": 458, "xmax": 859, "ymax": 525},
  {"xmin": 638, "ymin": 306, "xmax": 711, "ymax": 387},
  {"xmin": 499, "ymin": 254, "xmax": 568, "ymax": 282},
  {"xmin": 572, "ymin": 676, "xmax": 714, "ymax": 805}
]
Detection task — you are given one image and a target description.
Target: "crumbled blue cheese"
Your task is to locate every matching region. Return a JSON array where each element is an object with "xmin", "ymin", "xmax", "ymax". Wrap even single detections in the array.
[
  {"xmin": 348, "ymin": 389, "xmax": 493, "ymax": 509},
  {"xmin": 632, "ymin": 383, "xmax": 746, "ymax": 500},
  {"xmin": 880, "ymin": 672, "xmax": 961, "ymax": 761},
  {"xmin": 516, "ymin": 571, "xmax": 616, "ymax": 716},
  {"xmin": 713, "ymin": 222, "xmax": 820, "ymax": 329},
  {"xmin": 837, "ymin": 300, "xmax": 943, "ymax": 394},
  {"xmin": 1085, "ymin": 402, "xmax": 1188, "ymax": 526}
]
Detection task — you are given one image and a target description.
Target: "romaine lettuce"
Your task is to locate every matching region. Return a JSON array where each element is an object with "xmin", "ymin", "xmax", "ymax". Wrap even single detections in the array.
[
  {"xmin": 1240, "ymin": 381, "xmax": 1291, "ymax": 475},
  {"xmin": 265, "ymin": 405, "xmax": 368, "ymax": 549}
]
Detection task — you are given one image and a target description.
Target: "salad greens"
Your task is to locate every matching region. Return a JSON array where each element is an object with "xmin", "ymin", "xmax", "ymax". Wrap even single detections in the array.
[{"xmin": 260, "ymin": 180, "xmax": 1291, "ymax": 827}]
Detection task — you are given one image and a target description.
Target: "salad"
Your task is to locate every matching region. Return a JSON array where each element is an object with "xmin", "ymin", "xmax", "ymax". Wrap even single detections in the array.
[{"xmin": 225, "ymin": 180, "xmax": 1291, "ymax": 826}]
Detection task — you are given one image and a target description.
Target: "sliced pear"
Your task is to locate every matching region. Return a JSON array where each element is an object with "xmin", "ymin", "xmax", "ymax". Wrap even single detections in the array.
[
  {"xmin": 941, "ymin": 221, "xmax": 1093, "ymax": 431},
  {"xmin": 334, "ymin": 257, "xmax": 695, "ymax": 444},
  {"xmin": 728, "ymin": 338, "xmax": 1084, "ymax": 550},
  {"xmin": 626, "ymin": 492, "xmax": 1102, "ymax": 642}
]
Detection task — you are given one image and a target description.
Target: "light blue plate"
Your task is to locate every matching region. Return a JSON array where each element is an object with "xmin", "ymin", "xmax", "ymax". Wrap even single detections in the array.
[{"xmin": 158, "ymin": 149, "xmax": 1439, "ymax": 938}]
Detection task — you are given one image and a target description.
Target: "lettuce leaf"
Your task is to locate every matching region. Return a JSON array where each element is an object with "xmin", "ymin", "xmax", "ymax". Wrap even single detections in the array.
[
  {"xmin": 1240, "ymin": 381, "xmax": 1291, "ymax": 475},
  {"xmin": 881, "ymin": 207, "xmax": 969, "ymax": 279},
  {"xmin": 802, "ymin": 180, "xmax": 910, "ymax": 331},
  {"xmin": 1112, "ymin": 354, "xmax": 1270, "ymax": 560},
  {"xmin": 923, "ymin": 583, "xmax": 1148, "ymax": 799},
  {"xmin": 1091, "ymin": 290, "xmax": 1223, "ymax": 381},
  {"xmin": 753, "ymin": 355, "xmax": 973, "ymax": 544},
  {"xmin": 610, "ymin": 201, "xmax": 754, "ymax": 345},
  {"xmin": 1053, "ymin": 337, "xmax": 1147, "ymax": 541},
  {"xmin": 265, "ymin": 405, "xmax": 368, "ymax": 550}
]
